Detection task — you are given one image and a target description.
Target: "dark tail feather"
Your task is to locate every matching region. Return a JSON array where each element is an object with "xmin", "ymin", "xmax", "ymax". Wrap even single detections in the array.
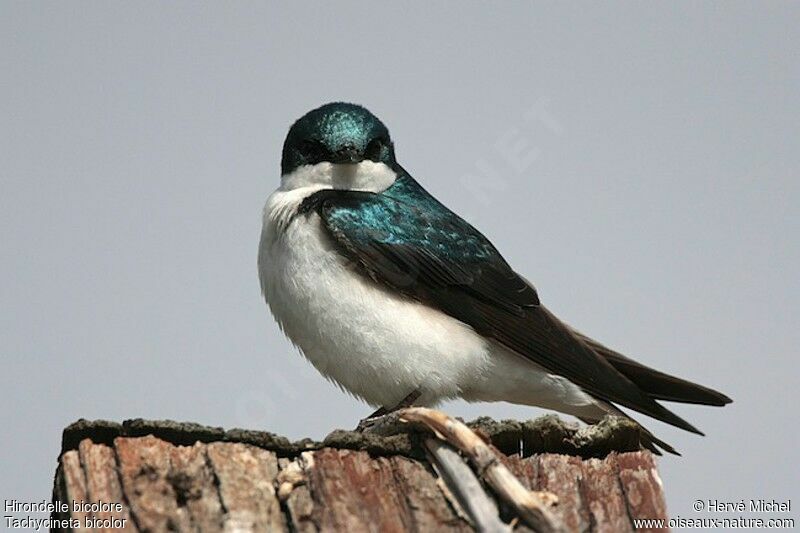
[
  {"xmin": 577, "ymin": 414, "xmax": 680, "ymax": 456},
  {"xmin": 640, "ymin": 428, "xmax": 680, "ymax": 456},
  {"xmin": 573, "ymin": 331, "xmax": 732, "ymax": 406}
]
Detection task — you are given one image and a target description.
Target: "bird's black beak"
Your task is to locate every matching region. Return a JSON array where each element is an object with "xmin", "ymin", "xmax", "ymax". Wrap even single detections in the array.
[{"xmin": 330, "ymin": 144, "xmax": 363, "ymax": 164}]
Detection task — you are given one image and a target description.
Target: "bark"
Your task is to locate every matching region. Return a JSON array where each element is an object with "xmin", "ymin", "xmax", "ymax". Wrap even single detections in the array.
[{"xmin": 51, "ymin": 415, "xmax": 669, "ymax": 532}]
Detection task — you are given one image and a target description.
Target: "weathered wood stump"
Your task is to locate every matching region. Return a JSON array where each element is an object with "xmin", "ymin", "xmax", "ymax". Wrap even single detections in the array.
[{"xmin": 51, "ymin": 415, "xmax": 668, "ymax": 532}]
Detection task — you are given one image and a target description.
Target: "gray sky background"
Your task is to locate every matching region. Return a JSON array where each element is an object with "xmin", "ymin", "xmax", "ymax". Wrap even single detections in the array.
[{"xmin": 2, "ymin": 2, "xmax": 798, "ymax": 525}]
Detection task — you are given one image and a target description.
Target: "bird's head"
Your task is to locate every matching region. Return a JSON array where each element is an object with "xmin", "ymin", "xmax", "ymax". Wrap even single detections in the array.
[{"xmin": 280, "ymin": 103, "xmax": 398, "ymax": 192}]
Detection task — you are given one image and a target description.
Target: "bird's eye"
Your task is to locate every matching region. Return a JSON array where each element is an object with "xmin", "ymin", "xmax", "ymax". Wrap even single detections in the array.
[
  {"xmin": 364, "ymin": 138, "xmax": 384, "ymax": 161},
  {"xmin": 300, "ymin": 139, "xmax": 326, "ymax": 162}
]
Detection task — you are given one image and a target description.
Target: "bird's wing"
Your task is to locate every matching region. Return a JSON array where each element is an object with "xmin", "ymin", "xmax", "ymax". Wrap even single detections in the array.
[
  {"xmin": 300, "ymin": 176, "xmax": 701, "ymax": 434},
  {"xmin": 570, "ymin": 329, "xmax": 731, "ymax": 406}
]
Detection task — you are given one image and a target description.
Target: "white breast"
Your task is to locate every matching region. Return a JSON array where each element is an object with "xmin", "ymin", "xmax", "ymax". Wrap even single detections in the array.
[
  {"xmin": 257, "ymin": 161, "xmax": 602, "ymax": 414},
  {"xmin": 258, "ymin": 187, "xmax": 493, "ymax": 407}
]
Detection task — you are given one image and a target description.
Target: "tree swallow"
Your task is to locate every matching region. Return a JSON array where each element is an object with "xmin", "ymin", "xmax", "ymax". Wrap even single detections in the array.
[{"xmin": 258, "ymin": 102, "xmax": 731, "ymax": 454}]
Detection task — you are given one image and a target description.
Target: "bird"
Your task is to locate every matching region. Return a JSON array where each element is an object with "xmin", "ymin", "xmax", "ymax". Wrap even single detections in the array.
[{"xmin": 258, "ymin": 102, "xmax": 731, "ymax": 454}]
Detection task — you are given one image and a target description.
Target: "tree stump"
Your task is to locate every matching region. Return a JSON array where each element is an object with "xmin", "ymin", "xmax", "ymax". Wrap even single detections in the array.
[{"xmin": 51, "ymin": 415, "xmax": 669, "ymax": 532}]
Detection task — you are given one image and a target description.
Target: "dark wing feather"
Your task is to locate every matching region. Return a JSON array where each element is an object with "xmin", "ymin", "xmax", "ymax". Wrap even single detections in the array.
[
  {"xmin": 572, "ymin": 330, "xmax": 732, "ymax": 406},
  {"xmin": 304, "ymin": 177, "xmax": 703, "ymax": 434}
]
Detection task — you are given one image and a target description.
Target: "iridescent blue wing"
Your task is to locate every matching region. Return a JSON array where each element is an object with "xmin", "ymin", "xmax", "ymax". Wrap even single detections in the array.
[{"xmin": 301, "ymin": 173, "xmax": 701, "ymax": 434}]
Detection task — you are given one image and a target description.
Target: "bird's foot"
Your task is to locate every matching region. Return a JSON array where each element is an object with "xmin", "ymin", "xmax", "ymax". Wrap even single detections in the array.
[
  {"xmin": 355, "ymin": 414, "xmax": 387, "ymax": 433},
  {"xmin": 354, "ymin": 389, "xmax": 422, "ymax": 433}
]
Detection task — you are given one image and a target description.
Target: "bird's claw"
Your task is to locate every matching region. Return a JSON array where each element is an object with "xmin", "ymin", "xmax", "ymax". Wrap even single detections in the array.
[{"xmin": 355, "ymin": 414, "xmax": 387, "ymax": 433}]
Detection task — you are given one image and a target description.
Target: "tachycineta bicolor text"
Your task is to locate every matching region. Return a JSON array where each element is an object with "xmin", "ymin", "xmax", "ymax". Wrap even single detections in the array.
[{"xmin": 258, "ymin": 102, "xmax": 731, "ymax": 454}]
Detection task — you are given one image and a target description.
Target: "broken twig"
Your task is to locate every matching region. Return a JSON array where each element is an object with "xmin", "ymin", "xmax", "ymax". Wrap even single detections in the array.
[{"xmin": 399, "ymin": 407, "xmax": 563, "ymax": 533}]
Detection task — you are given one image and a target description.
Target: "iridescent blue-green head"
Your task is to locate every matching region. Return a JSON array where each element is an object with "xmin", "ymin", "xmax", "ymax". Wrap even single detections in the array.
[{"xmin": 281, "ymin": 102, "xmax": 395, "ymax": 175}]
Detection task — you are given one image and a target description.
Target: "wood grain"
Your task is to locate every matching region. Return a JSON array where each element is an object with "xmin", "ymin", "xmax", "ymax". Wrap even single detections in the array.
[{"xmin": 52, "ymin": 416, "xmax": 670, "ymax": 532}]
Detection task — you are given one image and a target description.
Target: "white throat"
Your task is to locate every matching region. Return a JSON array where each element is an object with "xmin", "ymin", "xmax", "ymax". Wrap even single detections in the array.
[
  {"xmin": 262, "ymin": 160, "xmax": 398, "ymax": 236},
  {"xmin": 280, "ymin": 161, "xmax": 397, "ymax": 193}
]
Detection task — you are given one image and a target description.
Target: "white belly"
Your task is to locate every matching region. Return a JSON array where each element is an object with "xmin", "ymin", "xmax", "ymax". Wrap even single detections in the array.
[
  {"xmin": 258, "ymin": 184, "xmax": 600, "ymax": 414},
  {"xmin": 259, "ymin": 196, "xmax": 492, "ymax": 407}
]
